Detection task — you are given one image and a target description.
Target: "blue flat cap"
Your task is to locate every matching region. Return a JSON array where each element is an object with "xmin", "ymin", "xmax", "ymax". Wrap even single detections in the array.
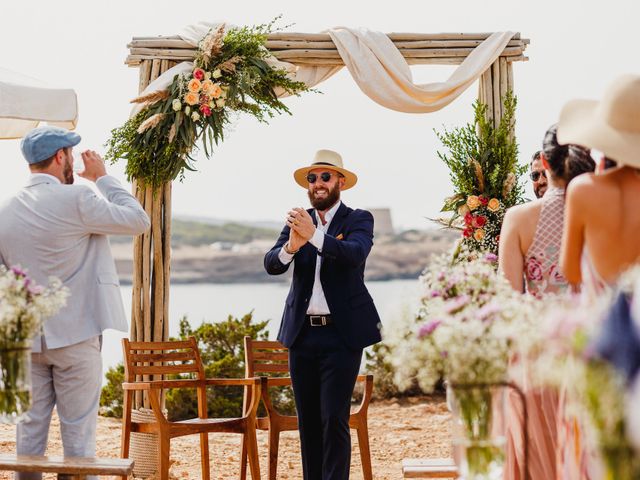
[{"xmin": 20, "ymin": 126, "xmax": 81, "ymax": 165}]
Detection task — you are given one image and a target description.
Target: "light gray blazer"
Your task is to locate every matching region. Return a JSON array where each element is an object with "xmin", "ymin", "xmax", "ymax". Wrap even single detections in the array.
[{"xmin": 0, "ymin": 173, "xmax": 150, "ymax": 351}]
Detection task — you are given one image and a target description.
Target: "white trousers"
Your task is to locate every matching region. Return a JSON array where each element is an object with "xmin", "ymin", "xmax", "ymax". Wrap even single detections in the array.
[{"xmin": 16, "ymin": 336, "xmax": 102, "ymax": 480}]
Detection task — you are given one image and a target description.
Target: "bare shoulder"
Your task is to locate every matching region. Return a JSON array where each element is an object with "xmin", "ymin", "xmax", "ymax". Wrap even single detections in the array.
[
  {"xmin": 503, "ymin": 200, "xmax": 542, "ymax": 224},
  {"xmin": 566, "ymin": 171, "xmax": 612, "ymax": 204}
]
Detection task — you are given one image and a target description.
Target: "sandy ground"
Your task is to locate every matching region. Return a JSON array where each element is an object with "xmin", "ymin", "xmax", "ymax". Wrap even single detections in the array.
[{"xmin": 0, "ymin": 396, "xmax": 451, "ymax": 479}]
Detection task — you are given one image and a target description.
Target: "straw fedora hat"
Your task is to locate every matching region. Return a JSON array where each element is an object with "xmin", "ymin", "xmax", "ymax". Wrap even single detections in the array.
[
  {"xmin": 293, "ymin": 149, "xmax": 358, "ymax": 190},
  {"xmin": 557, "ymin": 74, "xmax": 640, "ymax": 168}
]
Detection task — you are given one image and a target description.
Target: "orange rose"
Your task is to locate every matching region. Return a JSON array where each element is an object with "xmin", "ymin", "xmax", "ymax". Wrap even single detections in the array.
[
  {"xmin": 188, "ymin": 78, "xmax": 202, "ymax": 93},
  {"xmin": 184, "ymin": 92, "xmax": 199, "ymax": 106},
  {"xmin": 209, "ymin": 83, "xmax": 223, "ymax": 99},
  {"xmin": 473, "ymin": 228, "xmax": 485, "ymax": 241},
  {"xmin": 457, "ymin": 204, "xmax": 470, "ymax": 216},
  {"xmin": 487, "ymin": 198, "xmax": 501, "ymax": 212},
  {"xmin": 201, "ymin": 80, "xmax": 215, "ymax": 95},
  {"xmin": 466, "ymin": 195, "xmax": 480, "ymax": 211}
]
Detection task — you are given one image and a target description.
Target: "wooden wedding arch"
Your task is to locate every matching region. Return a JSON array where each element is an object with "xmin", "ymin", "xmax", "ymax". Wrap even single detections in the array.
[{"xmin": 124, "ymin": 31, "xmax": 529, "ymax": 408}]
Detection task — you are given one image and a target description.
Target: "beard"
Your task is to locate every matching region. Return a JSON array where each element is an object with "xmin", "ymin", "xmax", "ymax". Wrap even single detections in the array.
[
  {"xmin": 63, "ymin": 154, "xmax": 74, "ymax": 185},
  {"xmin": 308, "ymin": 181, "xmax": 340, "ymax": 211},
  {"xmin": 534, "ymin": 183, "xmax": 546, "ymax": 198}
]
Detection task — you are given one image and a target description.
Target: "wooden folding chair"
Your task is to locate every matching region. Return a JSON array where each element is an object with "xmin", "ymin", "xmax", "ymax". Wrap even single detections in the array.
[
  {"xmin": 239, "ymin": 336, "xmax": 374, "ymax": 480},
  {"xmin": 120, "ymin": 337, "xmax": 262, "ymax": 480}
]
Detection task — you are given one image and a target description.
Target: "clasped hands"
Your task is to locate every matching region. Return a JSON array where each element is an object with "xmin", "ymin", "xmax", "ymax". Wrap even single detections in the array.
[{"xmin": 286, "ymin": 208, "xmax": 315, "ymax": 251}]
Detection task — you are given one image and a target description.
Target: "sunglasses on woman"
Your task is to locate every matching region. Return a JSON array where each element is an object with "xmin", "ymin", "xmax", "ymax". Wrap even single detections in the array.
[
  {"xmin": 529, "ymin": 170, "xmax": 547, "ymax": 182},
  {"xmin": 306, "ymin": 172, "xmax": 335, "ymax": 183}
]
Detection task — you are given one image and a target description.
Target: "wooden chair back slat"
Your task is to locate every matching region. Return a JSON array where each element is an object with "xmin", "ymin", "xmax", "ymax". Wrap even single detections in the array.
[
  {"xmin": 244, "ymin": 337, "xmax": 290, "ymax": 377},
  {"xmin": 252, "ymin": 363, "xmax": 290, "ymax": 374},
  {"xmin": 252, "ymin": 351, "xmax": 289, "ymax": 361},
  {"xmin": 130, "ymin": 351, "xmax": 196, "ymax": 363},
  {"xmin": 122, "ymin": 337, "xmax": 204, "ymax": 382},
  {"xmin": 127, "ymin": 339, "xmax": 194, "ymax": 350},
  {"xmin": 133, "ymin": 364, "xmax": 200, "ymax": 376}
]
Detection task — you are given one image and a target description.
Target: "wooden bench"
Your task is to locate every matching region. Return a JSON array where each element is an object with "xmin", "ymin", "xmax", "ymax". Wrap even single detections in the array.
[
  {"xmin": 0, "ymin": 454, "xmax": 134, "ymax": 479},
  {"xmin": 402, "ymin": 458, "xmax": 458, "ymax": 478}
]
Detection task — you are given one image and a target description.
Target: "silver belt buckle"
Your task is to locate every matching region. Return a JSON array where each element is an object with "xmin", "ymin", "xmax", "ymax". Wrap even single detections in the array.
[{"xmin": 309, "ymin": 315, "xmax": 326, "ymax": 326}]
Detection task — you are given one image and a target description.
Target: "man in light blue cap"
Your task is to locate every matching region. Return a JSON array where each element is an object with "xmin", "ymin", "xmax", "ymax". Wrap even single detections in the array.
[{"xmin": 0, "ymin": 126, "xmax": 151, "ymax": 479}]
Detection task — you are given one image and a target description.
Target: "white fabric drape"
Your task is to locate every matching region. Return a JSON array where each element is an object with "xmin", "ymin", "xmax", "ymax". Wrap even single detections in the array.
[
  {"xmin": 134, "ymin": 23, "xmax": 514, "ymax": 116},
  {"xmin": 0, "ymin": 67, "xmax": 78, "ymax": 139}
]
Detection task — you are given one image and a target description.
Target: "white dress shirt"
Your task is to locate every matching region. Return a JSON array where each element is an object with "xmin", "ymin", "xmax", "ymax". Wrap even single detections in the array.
[{"xmin": 278, "ymin": 201, "xmax": 342, "ymax": 315}]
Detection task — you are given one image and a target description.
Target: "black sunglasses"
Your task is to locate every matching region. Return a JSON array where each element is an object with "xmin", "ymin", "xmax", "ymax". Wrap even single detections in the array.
[
  {"xmin": 529, "ymin": 170, "xmax": 547, "ymax": 182},
  {"xmin": 306, "ymin": 172, "xmax": 334, "ymax": 183}
]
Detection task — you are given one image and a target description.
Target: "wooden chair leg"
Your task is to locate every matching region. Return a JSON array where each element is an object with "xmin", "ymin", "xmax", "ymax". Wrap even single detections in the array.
[
  {"xmin": 239, "ymin": 432, "xmax": 248, "ymax": 480},
  {"xmin": 159, "ymin": 431, "xmax": 171, "ymax": 480},
  {"xmin": 120, "ymin": 391, "xmax": 133, "ymax": 480},
  {"xmin": 246, "ymin": 424, "xmax": 261, "ymax": 480},
  {"xmin": 267, "ymin": 427, "xmax": 281, "ymax": 480},
  {"xmin": 356, "ymin": 421, "xmax": 373, "ymax": 480},
  {"xmin": 200, "ymin": 432, "xmax": 210, "ymax": 480}
]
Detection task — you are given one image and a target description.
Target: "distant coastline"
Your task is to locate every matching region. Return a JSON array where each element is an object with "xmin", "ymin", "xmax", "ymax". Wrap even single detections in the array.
[{"xmin": 113, "ymin": 229, "xmax": 458, "ymax": 285}]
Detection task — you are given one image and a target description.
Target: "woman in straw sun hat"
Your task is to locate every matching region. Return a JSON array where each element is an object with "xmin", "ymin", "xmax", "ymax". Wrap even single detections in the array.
[{"xmin": 558, "ymin": 74, "xmax": 640, "ymax": 292}]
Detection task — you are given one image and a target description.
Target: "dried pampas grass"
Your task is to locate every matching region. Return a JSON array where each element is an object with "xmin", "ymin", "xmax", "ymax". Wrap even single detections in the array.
[
  {"xmin": 470, "ymin": 159, "xmax": 485, "ymax": 193},
  {"xmin": 137, "ymin": 113, "xmax": 166, "ymax": 134},
  {"xmin": 502, "ymin": 172, "xmax": 516, "ymax": 198},
  {"xmin": 130, "ymin": 90, "xmax": 170, "ymax": 105},
  {"xmin": 201, "ymin": 24, "xmax": 225, "ymax": 62},
  {"xmin": 217, "ymin": 56, "xmax": 242, "ymax": 73}
]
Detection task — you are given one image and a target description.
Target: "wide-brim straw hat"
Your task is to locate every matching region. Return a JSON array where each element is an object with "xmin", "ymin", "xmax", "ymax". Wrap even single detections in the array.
[
  {"xmin": 293, "ymin": 149, "xmax": 358, "ymax": 190},
  {"xmin": 557, "ymin": 74, "xmax": 640, "ymax": 168}
]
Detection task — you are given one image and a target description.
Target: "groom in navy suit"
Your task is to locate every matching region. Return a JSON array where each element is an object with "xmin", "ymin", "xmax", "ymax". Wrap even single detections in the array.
[{"xmin": 264, "ymin": 149, "xmax": 381, "ymax": 480}]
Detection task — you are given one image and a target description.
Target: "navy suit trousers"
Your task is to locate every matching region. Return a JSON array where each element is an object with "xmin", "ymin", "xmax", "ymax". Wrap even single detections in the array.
[{"xmin": 289, "ymin": 322, "xmax": 363, "ymax": 480}]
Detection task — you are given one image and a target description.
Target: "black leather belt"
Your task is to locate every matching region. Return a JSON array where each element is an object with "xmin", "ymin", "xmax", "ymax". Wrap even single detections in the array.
[{"xmin": 306, "ymin": 314, "xmax": 332, "ymax": 326}]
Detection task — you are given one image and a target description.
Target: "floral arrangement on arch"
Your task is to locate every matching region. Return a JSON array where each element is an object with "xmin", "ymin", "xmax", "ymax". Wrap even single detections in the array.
[
  {"xmin": 434, "ymin": 93, "xmax": 526, "ymax": 257},
  {"xmin": 389, "ymin": 251, "xmax": 535, "ymax": 393},
  {"xmin": 106, "ymin": 19, "xmax": 311, "ymax": 188}
]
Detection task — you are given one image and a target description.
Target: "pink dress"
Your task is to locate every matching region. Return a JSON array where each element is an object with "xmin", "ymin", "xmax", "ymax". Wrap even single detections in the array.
[
  {"xmin": 505, "ymin": 187, "xmax": 569, "ymax": 479},
  {"xmin": 524, "ymin": 187, "xmax": 568, "ymax": 298}
]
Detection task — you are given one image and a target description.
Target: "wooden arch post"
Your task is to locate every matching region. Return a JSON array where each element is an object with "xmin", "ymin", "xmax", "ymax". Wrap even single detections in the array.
[
  {"xmin": 130, "ymin": 59, "xmax": 175, "ymax": 409},
  {"xmin": 125, "ymin": 31, "xmax": 529, "ymax": 411}
]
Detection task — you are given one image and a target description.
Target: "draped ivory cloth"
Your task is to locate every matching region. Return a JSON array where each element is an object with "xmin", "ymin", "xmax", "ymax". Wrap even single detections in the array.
[
  {"xmin": 134, "ymin": 22, "xmax": 514, "ymax": 116},
  {"xmin": 0, "ymin": 67, "xmax": 78, "ymax": 139}
]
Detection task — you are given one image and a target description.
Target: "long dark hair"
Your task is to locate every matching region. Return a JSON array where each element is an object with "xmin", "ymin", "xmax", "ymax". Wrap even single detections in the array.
[{"xmin": 543, "ymin": 124, "xmax": 595, "ymax": 184}]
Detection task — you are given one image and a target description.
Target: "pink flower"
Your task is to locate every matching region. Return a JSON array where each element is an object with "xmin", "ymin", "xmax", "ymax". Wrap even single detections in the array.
[
  {"xmin": 418, "ymin": 320, "xmax": 442, "ymax": 338},
  {"xmin": 471, "ymin": 215, "xmax": 487, "ymax": 228},
  {"xmin": 199, "ymin": 104, "xmax": 212, "ymax": 117},
  {"xmin": 484, "ymin": 253, "xmax": 498, "ymax": 263},
  {"xmin": 444, "ymin": 295, "xmax": 470, "ymax": 314},
  {"xmin": 464, "ymin": 213, "xmax": 473, "ymax": 226},
  {"xmin": 479, "ymin": 195, "xmax": 489, "ymax": 206},
  {"xmin": 193, "ymin": 68, "xmax": 205, "ymax": 81},
  {"xmin": 526, "ymin": 257, "xmax": 544, "ymax": 281}
]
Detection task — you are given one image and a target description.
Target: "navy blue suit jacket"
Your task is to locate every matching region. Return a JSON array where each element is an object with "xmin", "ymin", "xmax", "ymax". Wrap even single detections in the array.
[{"xmin": 264, "ymin": 203, "xmax": 382, "ymax": 350}]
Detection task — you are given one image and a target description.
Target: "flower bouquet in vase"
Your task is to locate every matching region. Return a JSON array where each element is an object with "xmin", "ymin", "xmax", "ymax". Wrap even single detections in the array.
[
  {"xmin": 0, "ymin": 266, "xmax": 68, "ymax": 423},
  {"xmin": 391, "ymin": 253, "xmax": 535, "ymax": 479}
]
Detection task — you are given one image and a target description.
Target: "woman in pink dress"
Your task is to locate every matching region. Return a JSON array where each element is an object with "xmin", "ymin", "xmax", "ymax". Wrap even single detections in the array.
[{"xmin": 498, "ymin": 124, "xmax": 594, "ymax": 479}]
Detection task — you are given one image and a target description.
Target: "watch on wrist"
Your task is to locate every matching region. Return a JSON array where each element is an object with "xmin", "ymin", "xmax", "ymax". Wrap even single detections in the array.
[{"xmin": 284, "ymin": 242, "xmax": 299, "ymax": 255}]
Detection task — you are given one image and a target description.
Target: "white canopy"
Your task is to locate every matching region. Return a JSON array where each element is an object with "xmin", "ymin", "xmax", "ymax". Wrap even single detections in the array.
[{"xmin": 0, "ymin": 67, "xmax": 78, "ymax": 139}]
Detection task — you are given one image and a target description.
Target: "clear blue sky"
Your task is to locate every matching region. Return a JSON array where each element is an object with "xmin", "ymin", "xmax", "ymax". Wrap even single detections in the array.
[{"xmin": 1, "ymin": 0, "xmax": 636, "ymax": 230}]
